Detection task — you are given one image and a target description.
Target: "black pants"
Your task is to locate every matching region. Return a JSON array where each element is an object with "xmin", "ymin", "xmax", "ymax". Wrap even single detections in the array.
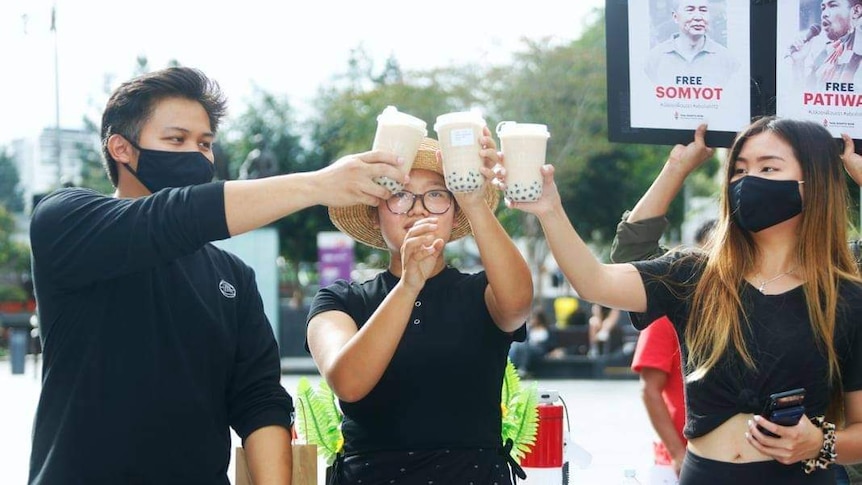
[{"xmin": 680, "ymin": 451, "xmax": 835, "ymax": 485}]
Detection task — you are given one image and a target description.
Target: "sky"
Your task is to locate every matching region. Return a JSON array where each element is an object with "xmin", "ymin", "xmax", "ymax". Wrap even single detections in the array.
[{"xmin": 0, "ymin": 0, "xmax": 605, "ymax": 146}]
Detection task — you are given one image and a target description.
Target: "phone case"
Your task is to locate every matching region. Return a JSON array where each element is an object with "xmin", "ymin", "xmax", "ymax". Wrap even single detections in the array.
[
  {"xmin": 761, "ymin": 388, "xmax": 806, "ymax": 415},
  {"xmin": 770, "ymin": 405, "xmax": 805, "ymax": 426},
  {"xmin": 758, "ymin": 388, "xmax": 806, "ymax": 438}
]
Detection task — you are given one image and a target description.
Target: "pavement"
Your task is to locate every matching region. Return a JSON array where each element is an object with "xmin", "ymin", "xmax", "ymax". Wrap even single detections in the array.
[{"xmin": 0, "ymin": 357, "xmax": 658, "ymax": 484}]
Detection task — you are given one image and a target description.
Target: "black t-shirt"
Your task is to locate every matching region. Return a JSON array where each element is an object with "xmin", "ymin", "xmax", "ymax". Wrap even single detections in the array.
[
  {"xmin": 29, "ymin": 185, "xmax": 293, "ymax": 485},
  {"xmin": 308, "ymin": 267, "xmax": 526, "ymax": 456},
  {"xmin": 632, "ymin": 251, "xmax": 862, "ymax": 439}
]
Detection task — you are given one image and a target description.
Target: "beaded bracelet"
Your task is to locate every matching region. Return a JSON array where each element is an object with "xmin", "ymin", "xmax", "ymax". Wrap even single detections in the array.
[{"xmin": 802, "ymin": 415, "xmax": 837, "ymax": 474}]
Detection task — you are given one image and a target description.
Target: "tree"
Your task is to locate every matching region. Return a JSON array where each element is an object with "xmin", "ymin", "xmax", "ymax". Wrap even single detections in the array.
[
  {"xmin": 77, "ymin": 116, "xmax": 114, "ymax": 194},
  {"xmin": 0, "ymin": 147, "xmax": 24, "ymax": 213},
  {"xmin": 490, "ymin": 13, "xmax": 719, "ymax": 248},
  {"xmin": 219, "ymin": 88, "xmax": 318, "ymax": 261},
  {"xmin": 0, "ymin": 206, "xmax": 31, "ymax": 302}
]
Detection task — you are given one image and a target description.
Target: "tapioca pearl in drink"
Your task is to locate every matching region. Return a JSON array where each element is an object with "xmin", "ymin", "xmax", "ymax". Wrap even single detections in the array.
[
  {"xmin": 445, "ymin": 169, "xmax": 484, "ymax": 193},
  {"xmin": 372, "ymin": 106, "xmax": 427, "ymax": 192},
  {"xmin": 435, "ymin": 111, "xmax": 487, "ymax": 194},
  {"xmin": 374, "ymin": 176, "xmax": 404, "ymax": 193},
  {"xmin": 497, "ymin": 121, "xmax": 550, "ymax": 202},
  {"xmin": 505, "ymin": 179, "xmax": 543, "ymax": 202}
]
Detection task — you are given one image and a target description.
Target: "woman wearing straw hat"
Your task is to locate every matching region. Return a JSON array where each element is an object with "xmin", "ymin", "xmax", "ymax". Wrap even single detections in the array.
[{"xmin": 306, "ymin": 130, "xmax": 533, "ymax": 484}]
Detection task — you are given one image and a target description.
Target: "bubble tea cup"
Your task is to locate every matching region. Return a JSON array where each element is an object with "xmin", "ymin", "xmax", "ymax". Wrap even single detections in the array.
[
  {"xmin": 372, "ymin": 106, "xmax": 428, "ymax": 192},
  {"xmin": 496, "ymin": 121, "xmax": 550, "ymax": 202},
  {"xmin": 434, "ymin": 110, "xmax": 487, "ymax": 193}
]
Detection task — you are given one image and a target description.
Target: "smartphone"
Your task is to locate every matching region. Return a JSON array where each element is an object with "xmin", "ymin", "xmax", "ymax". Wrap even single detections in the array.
[{"xmin": 758, "ymin": 388, "xmax": 805, "ymax": 438}]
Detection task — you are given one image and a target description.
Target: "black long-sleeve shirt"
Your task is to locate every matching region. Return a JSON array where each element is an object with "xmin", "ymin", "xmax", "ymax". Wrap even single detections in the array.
[{"xmin": 28, "ymin": 183, "xmax": 293, "ymax": 485}]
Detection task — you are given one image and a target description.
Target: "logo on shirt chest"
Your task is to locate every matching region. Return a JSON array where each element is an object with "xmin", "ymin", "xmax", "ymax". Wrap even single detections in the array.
[{"xmin": 219, "ymin": 279, "xmax": 237, "ymax": 299}]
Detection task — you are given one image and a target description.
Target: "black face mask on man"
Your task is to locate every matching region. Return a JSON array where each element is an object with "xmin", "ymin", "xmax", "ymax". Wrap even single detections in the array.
[
  {"xmin": 729, "ymin": 176, "xmax": 803, "ymax": 233},
  {"xmin": 122, "ymin": 138, "xmax": 214, "ymax": 193}
]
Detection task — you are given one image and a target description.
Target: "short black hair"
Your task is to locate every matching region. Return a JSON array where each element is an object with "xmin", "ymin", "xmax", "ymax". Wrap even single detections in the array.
[{"xmin": 100, "ymin": 67, "xmax": 227, "ymax": 186}]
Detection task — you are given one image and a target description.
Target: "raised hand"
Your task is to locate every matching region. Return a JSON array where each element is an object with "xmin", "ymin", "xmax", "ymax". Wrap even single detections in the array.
[
  {"xmin": 504, "ymin": 164, "xmax": 561, "ymax": 217},
  {"xmin": 841, "ymin": 133, "xmax": 862, "ymax": 187},
  {"xmin": 666, "ymin": 124, "xmax": 715, "ymax": 176},
  {"xmin": 315, "ymin": 150, "xmax": 406, "ymax": 207},
  {"xmin": 451, "ymin": 126, "xmax": 500, "ymax": 212}
]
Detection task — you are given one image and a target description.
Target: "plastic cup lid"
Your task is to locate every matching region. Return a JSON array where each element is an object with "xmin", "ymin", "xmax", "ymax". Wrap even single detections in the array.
[
  {"xmin": 434, "ymin": 110, "xmax": 486, "ymax": 131},
  {"xmin": 377, "ymin": 106, "xmax": 428, "ymax": 132},
  {"xmin": 496, "ymin": 121, "xmax": 550, "ymax": 138}
]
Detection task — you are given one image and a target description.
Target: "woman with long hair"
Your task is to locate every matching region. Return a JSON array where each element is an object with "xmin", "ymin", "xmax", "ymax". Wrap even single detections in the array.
[{"xmin": 507, "ymin": 116, "xmax": 862, "ymax": 484}]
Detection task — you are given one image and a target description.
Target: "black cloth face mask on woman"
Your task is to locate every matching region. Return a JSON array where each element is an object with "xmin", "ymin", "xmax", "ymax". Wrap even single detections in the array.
[{"xmin": 729, "ymin": 176, "xmax": 803, "ymax": 233}]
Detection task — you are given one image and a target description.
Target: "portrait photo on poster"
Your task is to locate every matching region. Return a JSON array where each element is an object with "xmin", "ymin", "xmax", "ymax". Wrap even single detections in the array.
[
  {"xmin": 606, "ymin": 0, "xmax": 760, "ymax": 147},
  {"xmin": 776, "ymin": 0, "xmax": 862, "ymax": 145}
]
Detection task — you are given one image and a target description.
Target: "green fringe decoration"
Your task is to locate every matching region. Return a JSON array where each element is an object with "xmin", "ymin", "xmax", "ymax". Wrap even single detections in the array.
[
  {"xmin": 294, "ymin": 359, "xmax": 539, "ymax": 466},
  {"xmin": 501, "ymin": 358, "xmax": 540, "ymax": 463},
  {"xmin": 295, "ymin": 377, "xmax": 343, "ymax": 466}
]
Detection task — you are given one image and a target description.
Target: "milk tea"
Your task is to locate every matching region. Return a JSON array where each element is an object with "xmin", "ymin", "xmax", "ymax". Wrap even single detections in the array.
[
  {"xmin": 496, "ymin": 122, "xmax": 549, "ymax": 202},
  {"xmin": 372, "ymin": 106, "xmax": 428, "ymax": 192},
  {"xmin": 434, "ymin": 111, "xmax": 486, "ymax": 193}
]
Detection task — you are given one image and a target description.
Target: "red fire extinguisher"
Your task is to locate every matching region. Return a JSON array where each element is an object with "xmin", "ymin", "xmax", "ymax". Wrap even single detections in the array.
[{"xmin": 521, "ymin": 390, "xmax": 566, "ymax": 484}]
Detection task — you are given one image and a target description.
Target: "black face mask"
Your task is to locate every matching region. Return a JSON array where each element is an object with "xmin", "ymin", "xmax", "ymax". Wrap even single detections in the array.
[
  {"xmin": 123, "ymin": 141, "xmax": 214, "ymax": 193},
  {"xmin": 729, "ymin": 176, "xmax": 803, "ymax": 233}
]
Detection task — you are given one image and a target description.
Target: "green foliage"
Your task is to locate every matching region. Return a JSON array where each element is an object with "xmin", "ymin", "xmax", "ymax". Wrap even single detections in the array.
[
  {"xmin": 292, "ymin": 363, "xmax": 538, "ymax": 466},
  {"xmin": 0, "ymin": 284, "xmax": 27, "ymax": 302},
  {"xmin": 488, "ymin": 14, "xmax": 695, "ymax": 245},
  {"xmin": 501, "ymin": 359, "xmax": 539, "ymax": 463},
  {"xmin": 220, "ymin": 88, "xmax": 325, "ymax": 261},
  {"xmin": 0, "ymin": 205, "xmax": 31, "ymax": 300},
  {"xmin": 294, "ymin": 377, "xmax": 343, "ymax": 465},
  {"xmin": 0, "ymin": 148, "xmax": 24, "ymax": 213},
  {"xmin": 76, "ymin": 128, "xmax": 114, "ymax": 195}
]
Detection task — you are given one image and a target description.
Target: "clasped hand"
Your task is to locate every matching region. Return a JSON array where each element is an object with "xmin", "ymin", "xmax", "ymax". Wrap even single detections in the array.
[
  {"xmin": 745, "ymin": 414, "xmax": 823, "ymax": 465},
  {"xmin": 400, "ymin": 217, "xmax": 443, "ymax": 291}
]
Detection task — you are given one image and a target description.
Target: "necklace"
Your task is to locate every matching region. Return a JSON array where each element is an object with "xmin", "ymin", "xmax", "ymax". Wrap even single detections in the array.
[{"xmin": 755, "ymin": 266, "xmax": 798, "ymax": 294}]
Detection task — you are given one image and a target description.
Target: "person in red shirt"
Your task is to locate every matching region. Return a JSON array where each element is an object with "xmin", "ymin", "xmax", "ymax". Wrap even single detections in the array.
[{"xmin": 632, "ymin": 316, "xmax": 688, "ymax": 480}]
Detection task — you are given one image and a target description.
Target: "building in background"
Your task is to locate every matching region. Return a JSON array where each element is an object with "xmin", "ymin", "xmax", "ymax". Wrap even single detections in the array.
[{"xmin": 11, "ymin": 127, "xmax": 99, "ymax": 214}]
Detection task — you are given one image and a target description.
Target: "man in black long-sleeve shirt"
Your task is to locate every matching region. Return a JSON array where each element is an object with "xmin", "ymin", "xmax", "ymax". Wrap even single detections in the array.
[{"xmin": 28, "ymin": 67, "xmax": 406, "ymax": 484}]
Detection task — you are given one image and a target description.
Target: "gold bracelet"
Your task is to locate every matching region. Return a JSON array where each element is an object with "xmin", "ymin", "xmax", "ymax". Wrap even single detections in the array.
[{"xmin": 802, "ymin": 415, "xmax": 837, "ymax": 474}]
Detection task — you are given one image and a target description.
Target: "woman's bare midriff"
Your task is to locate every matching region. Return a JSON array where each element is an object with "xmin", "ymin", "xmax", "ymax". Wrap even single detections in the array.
[{"xmin": 687, "ymin": 413, "xmax": 773, "ymax": 463}]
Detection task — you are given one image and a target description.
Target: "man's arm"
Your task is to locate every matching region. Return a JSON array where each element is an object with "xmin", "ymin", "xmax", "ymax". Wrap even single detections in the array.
[
  {"xmin": 639, "ymin": 368, "xmax": 686, "ymax": 475},
  {"xmin": 228, "ymin": 270, "xmax": 295, "ymax": 480},
  {"xmin": 29, "ymin": 151, "xmax": 405, "ymax": 289},
  {"xmin": 244, "ymin": 426, "xmax": 292, "ymax": 485},
  {"xmin": 224, "ymin": 150, "xmax": 405, "ymax": 236}
]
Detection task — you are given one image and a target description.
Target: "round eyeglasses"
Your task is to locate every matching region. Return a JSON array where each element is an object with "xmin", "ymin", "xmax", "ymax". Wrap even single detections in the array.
[{"xmin": 385, "ymin": 190, "xmax": 453, "ymax": 215}]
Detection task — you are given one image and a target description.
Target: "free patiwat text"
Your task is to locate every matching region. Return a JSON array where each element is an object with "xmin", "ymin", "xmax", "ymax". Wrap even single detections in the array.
[{"xmin": 803, "ymin": 83, "xmax": 862, "ymax": 106}]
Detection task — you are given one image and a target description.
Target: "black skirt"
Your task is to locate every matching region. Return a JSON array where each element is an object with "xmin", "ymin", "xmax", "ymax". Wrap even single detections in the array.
[{"xmin": 328, "ymin": 447, "xmax": 515, "ymax": 485}]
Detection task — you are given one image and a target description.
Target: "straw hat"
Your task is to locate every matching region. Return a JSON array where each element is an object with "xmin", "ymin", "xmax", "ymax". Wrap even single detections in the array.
[{"xmin": 329, "ymin": 137, "xmax": 500, "ymax": 250}]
